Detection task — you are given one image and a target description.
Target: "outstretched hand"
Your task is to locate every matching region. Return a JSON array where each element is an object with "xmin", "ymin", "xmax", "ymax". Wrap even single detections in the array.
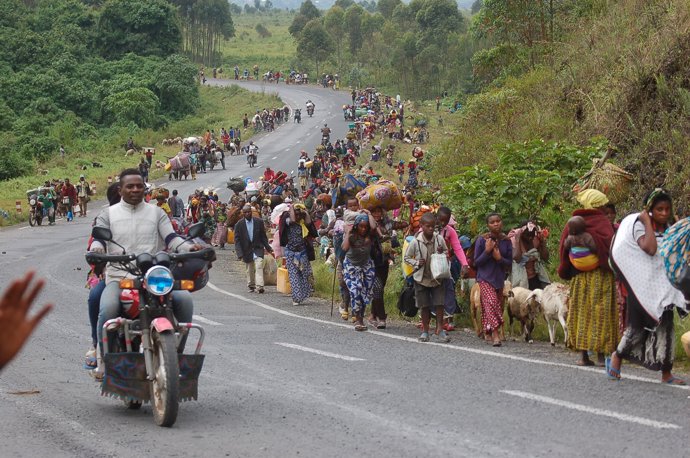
[{"xmin": 0, "ymin": 271, "xmax": 52, "ymax": 369}]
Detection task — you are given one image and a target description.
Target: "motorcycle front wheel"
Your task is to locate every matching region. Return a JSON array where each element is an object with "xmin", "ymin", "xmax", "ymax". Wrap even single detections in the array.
[
  {"xmin": 150, "ymin": 330, "xmax": 179, "ymax": 427},
  {"xmin": 28, "ymin": 211, "xmax": 36, "ymax": 227}
]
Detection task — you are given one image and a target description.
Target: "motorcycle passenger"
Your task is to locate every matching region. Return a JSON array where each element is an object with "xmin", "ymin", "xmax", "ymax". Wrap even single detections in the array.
[{"xmin": 89, "ymin": 169, "xmax": 201, "ymax": 379}]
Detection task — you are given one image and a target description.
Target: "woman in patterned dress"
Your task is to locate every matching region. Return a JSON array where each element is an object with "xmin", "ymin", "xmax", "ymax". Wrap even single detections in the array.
[
  {"xmin": 607, "ymin": 189, "xmax": 686, "ymax": 384},
  {"xmin": 342, "ymin": 213, "xmax": 377, "ymax": 331},
  {"xmin": 279, "ymin": 203, "xmax": 317, "ymax": 305},
  {"xmin": 557, "ymin": 190, "xmax": 617, "ymax": 366},
  {"xmin": 474, "ymin": 213, "xmax": 512, "ymax": 347}
]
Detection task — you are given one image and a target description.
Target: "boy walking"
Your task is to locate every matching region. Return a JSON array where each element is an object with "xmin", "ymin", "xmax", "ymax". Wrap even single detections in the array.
[{"xmin": 404, "ymin": 212, "xmax": 450, "ymax": 343}]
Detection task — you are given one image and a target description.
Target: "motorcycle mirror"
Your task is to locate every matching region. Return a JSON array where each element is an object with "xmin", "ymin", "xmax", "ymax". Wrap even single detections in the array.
[
  {"xmin": 92, "ymin": 226, "xmax": 112, "ymax": 242},
  {"xmin": 187, "ymin": 222, "xmax": 205, "ymax": 239}
]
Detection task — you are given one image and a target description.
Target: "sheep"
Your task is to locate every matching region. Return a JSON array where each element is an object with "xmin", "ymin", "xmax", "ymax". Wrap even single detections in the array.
[
  {"xmin": 154, "ymin": 160, "xmax": 166, "ymax": 170},
  {"xmin": 469, "ymin": 279, "xmax": 511, "ymax": 340},
  {"xmin": 506, "ymin": 285, "xmax": 542, "ymax": 343},
  {"xmin": 162, "ymin": 139, "xmax": 171, "ymax": 146},
  {"xmin": 533, "ymin": 283, "xmax": 569, "ymax": 346},
  {"xmin": 125, "ymin": 148, "xmax": 137, "ymax": 157}
]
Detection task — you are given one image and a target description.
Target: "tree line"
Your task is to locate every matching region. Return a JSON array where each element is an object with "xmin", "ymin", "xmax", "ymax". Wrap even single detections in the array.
[{"xmin": 0, "ymin": 0, "xmax": 201, "ymax": 180}]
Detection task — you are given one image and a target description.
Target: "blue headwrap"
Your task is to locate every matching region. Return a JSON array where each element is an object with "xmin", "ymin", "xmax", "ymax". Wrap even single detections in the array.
[
  {"xmin": 459, "ymin": 235, "xmax": 472, "ymax": 250},
  {"xmin": 354, "ymin": 213, "xmax": 369, "ymax": 225}
]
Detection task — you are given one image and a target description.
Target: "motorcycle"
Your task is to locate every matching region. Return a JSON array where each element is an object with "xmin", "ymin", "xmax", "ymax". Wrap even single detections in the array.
[
  {"xmin": 294, "ymin": 109, "xmax": 301, "ymax": 124},
  {"xmin": 247, "ymin": 147, "xmax": 258, "ymax": 168},
  {"xmin": 85, "ymin": 224, "xmax": 216, "ymax": 427},
  {"xmin": 26, "ymin": 189, "xmax": 43, "ymax": 227},
  {"xmin": 306, "ymin": 105, "xmax": 314, "ymax": 117}
]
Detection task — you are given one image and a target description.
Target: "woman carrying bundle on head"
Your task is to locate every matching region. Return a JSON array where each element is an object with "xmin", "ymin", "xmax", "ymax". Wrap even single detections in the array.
[{"xmin": 342, "ymin": 211, "xmax": 378, "ymax": 331}]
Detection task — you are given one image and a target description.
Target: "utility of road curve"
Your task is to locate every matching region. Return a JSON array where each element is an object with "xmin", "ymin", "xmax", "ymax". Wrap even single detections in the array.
[{"xmin": 0, "ymin": 80, "xmax": 687, "ymax": 458}]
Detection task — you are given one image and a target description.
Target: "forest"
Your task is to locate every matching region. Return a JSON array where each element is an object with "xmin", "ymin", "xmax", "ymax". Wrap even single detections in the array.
[{"xmin": 0, "ymin": 0, "xmax": 234, "ymax": 181}]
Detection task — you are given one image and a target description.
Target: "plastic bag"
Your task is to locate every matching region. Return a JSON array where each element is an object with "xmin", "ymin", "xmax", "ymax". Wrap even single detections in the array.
[
  {"xmin": 430, "ymin": 253, "xmax": 451, "ymax": 281},
  {"xmin": 263, "ymin": 254, "xmax": 278, "ymax": 285}
]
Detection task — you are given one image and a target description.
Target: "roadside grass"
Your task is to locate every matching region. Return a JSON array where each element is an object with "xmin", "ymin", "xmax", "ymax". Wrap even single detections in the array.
[
  {"xmin": 220, "ymin": 12, "xmax": 296, "ymax": 75},
  {"xmin": 0, "ymin": 85, "xmax": 281, "ymax": 226}
]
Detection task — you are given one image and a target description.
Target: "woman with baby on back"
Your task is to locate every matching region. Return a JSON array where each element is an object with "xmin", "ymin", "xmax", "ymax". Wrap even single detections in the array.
[{"xmin": 558, "ymin": 190, "xmax": 618, "ymax": 367}]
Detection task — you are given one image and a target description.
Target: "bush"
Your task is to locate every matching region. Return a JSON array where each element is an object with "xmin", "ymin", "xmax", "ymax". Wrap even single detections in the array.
[
  {"xmin": 0, "ymin": 138, "xmax": 33, "ymax": 180},
  {"xmin": 102, "ymin": 87, "xmax": 160, "ymax": 128},
  {"xmin": 255, "ymin": 23, "xmax": 272, "ymax": 38},
  {"xmin": 440, "ymin": 140, "xmax": 605, "ymax": 232}
]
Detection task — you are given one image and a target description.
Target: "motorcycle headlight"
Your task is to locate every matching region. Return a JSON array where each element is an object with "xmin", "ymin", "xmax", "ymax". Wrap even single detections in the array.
[
  {"xmin": 29, "ymin": 199, "xmax": 36, "ymax": 206},
  {"xmin": 144, "ymin": 266, "xmax": 174, "ymax": 296}
]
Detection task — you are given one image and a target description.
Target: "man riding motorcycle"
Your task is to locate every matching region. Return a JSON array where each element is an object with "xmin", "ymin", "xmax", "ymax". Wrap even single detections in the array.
[
  {"xmin": 247, "ymin": 141, "xmax": 258, "ymax": 167},
  {"xmin": 306, "ymin": 100, "xmax": 315, "ymax": 117},
  {"xmin": 89, "ymin": 169, "xmax": 201, "ymax": 378},
  {"xmin": 321, "ymin": 124, "xmax": 331, "ymax": 145}
]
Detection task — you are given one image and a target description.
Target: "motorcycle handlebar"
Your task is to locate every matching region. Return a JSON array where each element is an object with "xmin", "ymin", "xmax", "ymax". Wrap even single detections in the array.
[
  {"xmin": 170, "ymin": 247, "xmax": 216, "ymax": 262},
  {"xmin": 86, "ymin": 247, "xmax": 215, "ymax": 265},
  {"xmin": 85, "ymin": 252, "xmax": 136, "ymax": 264}
]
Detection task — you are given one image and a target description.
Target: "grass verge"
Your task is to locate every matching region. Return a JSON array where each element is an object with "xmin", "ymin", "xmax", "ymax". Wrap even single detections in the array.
[{"xmin": 0, "ymin": 84, "xmax": 282, "ymax": 226}]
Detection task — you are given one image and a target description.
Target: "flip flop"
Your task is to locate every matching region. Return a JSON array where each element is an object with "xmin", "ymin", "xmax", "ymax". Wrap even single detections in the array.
[
  {"xmin": 663, "ymin": 376, "xmax": 687, "ymax": 385},
  {"xmin": 418, "ymin": 332, "xmax": 429, "ymax": 342},
  {"xmin": 605, "ymin": 357, "xmax": 621, "ymax": 381}
]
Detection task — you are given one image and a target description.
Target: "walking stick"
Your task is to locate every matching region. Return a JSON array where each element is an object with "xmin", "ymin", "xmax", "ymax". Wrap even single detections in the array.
[{"xmin": 330, "ymin": 257, "xmax": 338, "ymax": 317}]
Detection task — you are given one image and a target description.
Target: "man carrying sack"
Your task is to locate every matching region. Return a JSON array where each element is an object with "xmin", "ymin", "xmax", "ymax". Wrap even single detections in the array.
[{"xmin": 234, "ymin": 204, "xmax": 274, "ymax": 293}]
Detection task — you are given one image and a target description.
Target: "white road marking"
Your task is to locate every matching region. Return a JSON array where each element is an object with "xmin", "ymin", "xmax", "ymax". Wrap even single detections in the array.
[
  {"xmin": 501, "ymin": 390, "xmax": 680, "ymax": 430},
  {"xmin": 206, "ymin": 282, "xmax": 690, "ymax": 391},
  {"xmin": 192, "ymin": 315, "xmax": 223, "ymax": 326},
  {"xmin": 273, "ymin": 156, "xmax": 278, "ymax": 159},
  {"xmin": 296, "ymin": 140, "xmax": 301, "ymax": 144},
  {"xmin": 19, "ymin": 226, "xmax": 30, "ymax": 230},
  {"xmin": 275, "ymin": 342, "xmax": 365, "ymax": 361}
]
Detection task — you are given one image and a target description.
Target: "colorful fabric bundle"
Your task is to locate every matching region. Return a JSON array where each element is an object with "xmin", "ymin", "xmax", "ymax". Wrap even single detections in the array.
[
  {"xmin": 356, "ymin": 180, "xmax": 403, "ymax": 211},
  {"xmin": 568, "ymin": 246, "xmax": 600, "ymax": 272}
]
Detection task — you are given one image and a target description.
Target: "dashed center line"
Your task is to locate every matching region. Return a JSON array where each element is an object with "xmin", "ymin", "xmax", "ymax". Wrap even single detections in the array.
[{"xmin": 275, "ymin": 342, "xmax": 365, "ymax": 361}]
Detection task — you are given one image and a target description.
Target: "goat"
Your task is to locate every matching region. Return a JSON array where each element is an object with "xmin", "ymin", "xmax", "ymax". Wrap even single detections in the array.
[
  {"xmin": 506, "ymin": 286, "xmax": 542, "ymax": 343},
  {"xmin": 532, "ymin": 283, "xmax": 569, "ymax": 346},
  {"xmin": 469, "ymin": 279, "xmax": 510, "ymax": 340},
  {"xmin": 92, "ymin": 162, "xmax": 103, "ymax": 168},
  {"xmin": 125, "ymin": 148, "xmax": 137, "ymax": 157},
  {"xmin": 154, "ymin": 160, "xmax": 166, "ymax": 170}
]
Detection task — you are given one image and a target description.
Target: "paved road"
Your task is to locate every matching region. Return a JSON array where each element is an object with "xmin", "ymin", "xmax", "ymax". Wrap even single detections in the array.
[{"xmin": 0, "ymin": 81, "xmax": 688, "ymax": 458}]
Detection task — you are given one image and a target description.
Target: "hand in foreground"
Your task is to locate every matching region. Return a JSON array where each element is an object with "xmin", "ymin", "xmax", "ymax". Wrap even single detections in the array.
[{"xmin": 0, "ymin": 271, "xmax": 52, "ymax": 370}]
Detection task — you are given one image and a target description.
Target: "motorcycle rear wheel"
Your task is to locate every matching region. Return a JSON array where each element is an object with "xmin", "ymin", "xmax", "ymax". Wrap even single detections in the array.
[{"xmin": 150, "ymin": 330, "xmax": 179, "ymax": 427}]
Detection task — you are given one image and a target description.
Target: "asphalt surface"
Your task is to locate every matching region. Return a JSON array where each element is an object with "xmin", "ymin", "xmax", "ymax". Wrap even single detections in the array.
[{"xmin": 1, "ymin": 80, "xmax": 688, "ymax": 458}]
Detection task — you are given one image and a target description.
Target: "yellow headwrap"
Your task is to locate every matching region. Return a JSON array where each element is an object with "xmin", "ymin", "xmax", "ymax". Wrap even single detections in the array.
[
  {"xmin": 293, "ymin": 203, "xmax": 309, "ymax": 237},
  {"xmin": 576, "ymin": 189, "xmax": 609, "ymax": 209}
]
